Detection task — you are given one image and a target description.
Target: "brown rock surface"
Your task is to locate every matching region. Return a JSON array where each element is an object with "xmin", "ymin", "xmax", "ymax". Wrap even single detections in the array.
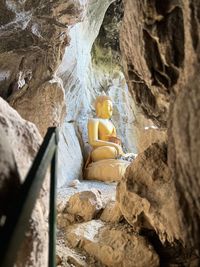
[
  {"xmin": 100, "ymin": 201, "xmax": 123, "ymax": 223},
  {"xmin": 0, "ymin": 0, "xmax": 83, "ymax": 135},
  {"xmin": 9, "ymin": 77, "xmax": 66, "ymax": 136},
  {"xmin": 168, "ymin": 70, "xmax": 200, "ymax": 250},
  {"xmin": 66, "ymin": 220, "xmax": 159, "ymax": 267},
  {"xmin": 116, "ymin": 142, "xmax": 184, "ymax": 244},
  {"xmin": 0, "ymin": 127, "xmax": 20, "ymax": 216},
  {"xmin": 57, "ymin": 190, "xmax": 103, "ymax": 228},
  {"xmin": 120, "ymin": 0, "xmax": 200, "ymax": 256},
  {"xmin": 0, "ymin": 97, "xmax": 48, "ymax": 267},
  {"xmin": 0, "ymin": 97, "xmax": 41, "ymax": 179},
  {"xmin": 120, "ymin": 0, "xmax": 196, "ymax": 127},
  {"xmin": 136, "ymin": 127, "xmax": 167, "ymax": 153}
]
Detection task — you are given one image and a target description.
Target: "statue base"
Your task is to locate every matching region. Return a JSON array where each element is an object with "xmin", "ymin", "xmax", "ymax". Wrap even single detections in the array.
[{"xmin": 84, "ymin": 159, "xmax": 130, "ymax": 182}]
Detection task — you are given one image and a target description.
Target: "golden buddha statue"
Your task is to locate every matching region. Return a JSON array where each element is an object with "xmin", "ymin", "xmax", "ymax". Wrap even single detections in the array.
[{"xmin": 88, "ymin": 95, "xmax": 124, "ymax": 162}]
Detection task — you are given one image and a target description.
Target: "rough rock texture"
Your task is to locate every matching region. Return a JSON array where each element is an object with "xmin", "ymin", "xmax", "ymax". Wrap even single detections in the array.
[
  {"xmin": 120, "ymin": 0, "xmax": 200, "ymax": 256},
  {"xmin": 66, "ymin": 220, "xmax": 159, "ymax": 267},
  {"xmin": 116, "ymin": 142, "xmax": 184, "ymax": 244},
  {"xmin": 0, "ymin": 97, "xmax": 41, "ymax": 179},
  {"xmin": 0, "ymin": 127, "xmax": 20, "ymax": 217},
  {"xmin": 136, "ymin": 127, "xmax": 167, "ymax": 153},
  {"xmin": 120, "ymin": 0, "xmax": 190, "ymax": 126},
  {"xmin": 100, "ymin": 201, "xmax": 123, "ymax": 223},
  {"xmin": 57, "ymin": 189, "xmax": 103, "ymax": 228},
  {"xmin": 56, "ymin": 181, "xmax": 117, "ymax": 267},
  {"xmin": 9, "ymin": 77, "xmax": 66, "ymax": 137},
  {"xmin": 168, "ymin": 70, "xmax": 200, "ymax": 250},
  {"xmin": 0, "ymin": 0, "xmax": 83, "ymax": 135},
  {"xmin": 0, "ymin": 97, "xmax": 48, "ymax": 267}
]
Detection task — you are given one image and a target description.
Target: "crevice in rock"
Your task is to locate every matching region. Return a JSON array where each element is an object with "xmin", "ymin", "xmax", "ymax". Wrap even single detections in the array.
[{"xmin": 139, "ymin": 229, "xmax": 190, "ymax": 267}]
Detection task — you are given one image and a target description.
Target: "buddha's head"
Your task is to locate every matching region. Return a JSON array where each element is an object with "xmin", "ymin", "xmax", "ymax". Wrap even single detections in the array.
[{"xmin": 95, "ymin": 95, "xmax": 113, "ymax": 119}]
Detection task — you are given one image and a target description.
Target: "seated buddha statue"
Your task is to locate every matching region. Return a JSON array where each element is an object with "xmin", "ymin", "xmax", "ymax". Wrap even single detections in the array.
[{"xmin": 88, "ymin": 95, "xmax": 124, "ymax": 162}]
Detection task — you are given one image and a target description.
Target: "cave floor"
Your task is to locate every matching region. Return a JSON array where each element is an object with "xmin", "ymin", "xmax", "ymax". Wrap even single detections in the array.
[{"xmin": 56, "ymin": 180, "xmax": 117, "ymax": 267}]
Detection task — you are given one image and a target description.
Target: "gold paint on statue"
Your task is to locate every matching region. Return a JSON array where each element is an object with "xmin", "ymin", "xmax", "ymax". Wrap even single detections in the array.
[{"xmin": 88, "ymin": 95, "xmax": 124, "ymax": 162}]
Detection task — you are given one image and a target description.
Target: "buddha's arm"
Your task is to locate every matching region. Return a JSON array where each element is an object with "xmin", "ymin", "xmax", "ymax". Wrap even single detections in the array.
[{"xmin": 88, "ymin": 119, "xmax": 123, "ymax": 155}]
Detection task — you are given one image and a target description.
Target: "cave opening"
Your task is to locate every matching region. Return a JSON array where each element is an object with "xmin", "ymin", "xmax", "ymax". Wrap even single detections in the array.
[{"xmin": 0, "ymin": 0, "xmax": 199, "ymax": 266}]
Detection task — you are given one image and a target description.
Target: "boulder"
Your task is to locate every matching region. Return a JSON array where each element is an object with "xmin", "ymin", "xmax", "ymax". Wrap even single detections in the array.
[
  {"xmin": 0, "ymin": 127, "xmax": 20, "ymax": 216},
  {"xmin": 0, "ymin": 97, "xmax": 48, "ymax": 267},
  {"xmin": 116, "ymin": 142, "xmax": 184, "ymax": 244},
  {"xmin": 66, "ymin": 220, "xmax": 159, "ymax": 267},
  {"xmin": 57, "ymin": 190, "xmax": 103, "ymax": 228}
]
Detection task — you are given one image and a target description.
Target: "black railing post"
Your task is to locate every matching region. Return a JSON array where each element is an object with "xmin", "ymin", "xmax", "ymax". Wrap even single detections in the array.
[
  {"xmin": 0, "ymin": 127, "xmax": 59, "ymax": 267},
  {"xmin": 49, "ymin": 128, "xmax": 59, "ymax": 267}
]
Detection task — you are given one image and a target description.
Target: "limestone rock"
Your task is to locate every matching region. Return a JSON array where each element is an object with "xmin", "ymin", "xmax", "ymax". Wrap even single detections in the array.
[
  {"xmin": 100, "ymin": 201, "xmax": 123, "ymax": 223},
  {"xmin": 120, "ymin": 0, "xmax": 197, "ymax": 127},
  {"xmin": 58, "ymin": 123, "xmax": 83, "ymax": 188},
  {"xmin": 66, "ymin": 220, "xmax": 159, "ymax": 267},
  {"xmin": 0, "ymin": 0, "xmax": 83, "ymax": 137},
  {"xmin": 0, "ymin": 97, "xmax": 48, "ymax": 267},
  {"xmin": 116, "ymin": 142, "xmax": 184, "ymax": 244},
  {"xmin": 119, "ymin": 0, "xmax": 200, "ymax": 258},
  {"xmin": 9, "ymin": 77, "xmax": 66, "ymax": 136},
  {"xmin": 0, "ymin": 127, "xmax": 20, "ymax": 216},
  {"xmin": 136, "ymin": 127, "xmax": 167, "ymax": 154},
  {"xmin": 0, "ymin": 97, "xmax": 42, "ymax": 180},
  {"xmin": 58, "ymin": 190, "xmax": 103, "ymax": 228},
  {"xmin": 169, "ymin": 70, "xmax": 200, "ymax": 250}
]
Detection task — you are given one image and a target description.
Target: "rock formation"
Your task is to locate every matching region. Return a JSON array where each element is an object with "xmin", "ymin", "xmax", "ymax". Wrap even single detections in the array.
[
  {"xmin": 57, "ymin": 189, "xmax": 103, "ymax": 227},
  {"xmin": 0, "ymin": 127, "xmax": 20, "ymax": 217},
  {"xmin": 66, "ymin": 220, "xmax": 159, "ymax": 267},
  {"xmin": 0, "ymin": 98, "xmax": 48, "ymax": 266},
  {"xmin": 120, "ymin": 0, "xmax": 200, "ymax": 258},
  {"xmin": 117, "ymin": 142, "xmax": 184, "ymax": 244},
  {"xmin": 0, "ymin": 0, "xmax": 83, "ymax": 135}
]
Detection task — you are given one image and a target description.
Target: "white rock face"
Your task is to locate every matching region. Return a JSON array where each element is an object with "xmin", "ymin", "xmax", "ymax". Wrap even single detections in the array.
[
  {"xmin": 57, "ymin": 0, "xmax": 139, "ymax": 186},
  {"xmin": 58, "ymin": 122, "xmax": 84, "ymax": 187}
]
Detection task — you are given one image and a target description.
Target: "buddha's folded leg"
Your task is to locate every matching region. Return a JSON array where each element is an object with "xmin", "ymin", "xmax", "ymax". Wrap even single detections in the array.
[{"xmin": 91, "ymin": 146, "xmax": 117, "ymax": 162}]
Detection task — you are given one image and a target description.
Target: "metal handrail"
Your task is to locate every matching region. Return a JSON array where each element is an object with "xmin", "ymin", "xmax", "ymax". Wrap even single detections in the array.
[{"xmin": 0, "ymin": 127, "xmax": 59, "ymax": 267}]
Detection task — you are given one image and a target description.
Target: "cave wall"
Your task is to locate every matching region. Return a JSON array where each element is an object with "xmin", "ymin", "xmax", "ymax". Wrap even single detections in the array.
[
  {"xmin": 0, "ymin": 0, "xmax": 84, "ymax": 136},
  {"xmin": 120, "ymin": 0, "xmax": 200, "ymax": 253}
]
